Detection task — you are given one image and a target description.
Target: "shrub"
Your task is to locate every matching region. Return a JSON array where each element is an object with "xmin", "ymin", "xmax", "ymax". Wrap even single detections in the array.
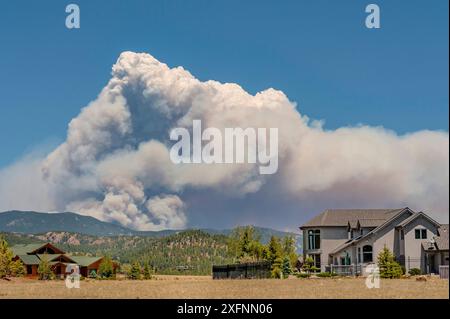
[
  {"xmin": 296, "ymin": 273, "xmax": 311, "ymax": 278},
  {"xmin": 316, "ymin": 272, "xmax": 338, "ymax": 278},
  {"xmin": 409, "ymin": 268, "xmax": 421, "ymax": 276},
  {"xmin": 302, "ymin": 256, "xmax": 314, "ymax": 273}
]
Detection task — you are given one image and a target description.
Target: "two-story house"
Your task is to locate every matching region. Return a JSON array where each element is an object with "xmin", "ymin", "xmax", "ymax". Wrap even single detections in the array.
[{"xmin": 300, "ymin": 207, "xmax": 449, "ymax": 274}]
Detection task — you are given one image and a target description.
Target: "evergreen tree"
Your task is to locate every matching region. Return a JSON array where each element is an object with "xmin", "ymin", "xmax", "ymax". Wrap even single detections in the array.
[
  {"xmin": 228, "ymin": 226, "xmax": 262, "ymax": 262},
  {"xmin": 271, "ymin": 257, "xmax": 283, "ymax": 279},
  {"xmin": 267, "ymin": 236, "xmax": 283, "ymax": 264},
  {"xmin": 282, "ymin": 236, "xmax": 298, "ymax": 269},
  {"xmin": 377, "ymin": 246, "xmax": 403, "ymax": 278},
  {"xmin": 267, "ymin": 236, "xmax": 284, "ymax": 278},
  {"xmin": 0, "ymin": 236, "xmax": 25, "ymax": 278},
  {"xmin": 143, "ymin": 262, "xmax": 153, "ymax": 280},
  {"xmin": 37, "ymin": 254, "xmax": 54, "ymax": 280},
  {"xmin": 98, "ymin": 255, "xmax": 115, "ymax": 279},
  {"xmin": 128, "ymin": 261, "xmax": 141, "ymax": 280},
  {"xmin": 89, "ymin": 269, "xmax": 97, "ymax": 279},
  {"xmin": 282, "ymin": 256, "xmax": 292, "ymax": 278},
  {"xmin": 302, "ymin": 256, "xmax": 314, "ymax": 274}
]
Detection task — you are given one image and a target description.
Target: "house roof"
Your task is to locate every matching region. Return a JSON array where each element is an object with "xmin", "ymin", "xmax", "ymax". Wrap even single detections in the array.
[
  {"xmin": 435, "ymin": 224, "xmax": 449, "ymax": 251},
  {"xmin": 69, "ymin": 256, "xmax": 103, "ymax": 267},
  {"xmin": 11, "ymin": 243, "xmax": 46, "ymax": 256},
  {"xmin": 300, "ymin": 208, "xmax": 405, "ymax": 229},
  {"xmin": 396, "ymin": 212, "xmax": 441, "ymax": 229},
  {"xmin": 16, "ymin": 254, "xmax": 41, "ymax": 265},
  {"xmin": 10, "ymin": 243, "xmax": 65, "ymax": 255}
]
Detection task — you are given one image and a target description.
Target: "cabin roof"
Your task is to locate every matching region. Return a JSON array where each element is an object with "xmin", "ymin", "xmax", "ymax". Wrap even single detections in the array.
[
  {"xmin": 16, "ymin": 254, "xmax": 41, "ymax": 265},
  {"xmin": 69, "ymin": 256, "xmax": 103, "ymax": 267}
]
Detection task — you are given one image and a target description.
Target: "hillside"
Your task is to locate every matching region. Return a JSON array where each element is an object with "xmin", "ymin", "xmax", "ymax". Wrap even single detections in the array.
[
  {"xmin": 2, "ymin": 230, "xmax": 232, "ymax": 275},
  {"xmin": 0, "ymin": 210, "xmax": 302, "ymax": 275}
]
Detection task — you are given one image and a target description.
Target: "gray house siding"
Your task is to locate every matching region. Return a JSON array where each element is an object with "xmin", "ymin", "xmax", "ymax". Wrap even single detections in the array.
[{"xmin": 402, "ymin": 216, "xmax": 439, "ymax": 272}]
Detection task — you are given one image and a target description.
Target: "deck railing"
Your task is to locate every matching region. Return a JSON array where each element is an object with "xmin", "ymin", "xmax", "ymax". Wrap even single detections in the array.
[
  {"xmin": 439, "ymin": 265, "xmax": 449, "ymax": 279},
  {"xmin": 325, "ymin": 264, "xmax": 363, "ymax": 276}
]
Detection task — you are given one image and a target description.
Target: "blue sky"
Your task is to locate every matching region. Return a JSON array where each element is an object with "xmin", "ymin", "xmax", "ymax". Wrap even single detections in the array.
[{"xmin": 0, "ymin": 0, "xmax": 448, "ymax": 169}]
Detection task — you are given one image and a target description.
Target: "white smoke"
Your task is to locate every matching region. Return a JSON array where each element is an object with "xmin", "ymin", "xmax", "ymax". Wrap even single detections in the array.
[{"xmin": 0, "ymin": 51, "xmax": 448, "ymax": 229}]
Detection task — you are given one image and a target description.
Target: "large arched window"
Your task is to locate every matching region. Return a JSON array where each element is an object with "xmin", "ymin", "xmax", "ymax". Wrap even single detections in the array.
[{"xmin": 362, "ymin": 245, "xmax": 373, "ymax": 263}]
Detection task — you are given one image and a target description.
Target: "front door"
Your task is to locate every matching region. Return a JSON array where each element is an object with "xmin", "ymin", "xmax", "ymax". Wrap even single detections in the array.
[{"xmin": 428, "ymin": 254, "xmax": 436, "ymax": 273}]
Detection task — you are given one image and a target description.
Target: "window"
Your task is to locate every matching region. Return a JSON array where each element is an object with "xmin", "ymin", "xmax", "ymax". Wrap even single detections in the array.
[
  {"xmin": 415, "ymin": 229, "xmax": 427, "ymax": 239},
  {"xmin": 357, "ymin": 247, "xmax": 361, "ymax": 263},
  {"xmin": 421, "ymin": 229, "xmax": 427, "ymax": 239},
  {"xmin": 362, "ymin": 245, "xmax": 373, "ymax": 263},
  {"xmin": 307, "ymin": 229, "xmax": 320, "ymax": 250},
  {"xmin": 309, "ymin": 254, "xmax": 321, "ymax": 270}
]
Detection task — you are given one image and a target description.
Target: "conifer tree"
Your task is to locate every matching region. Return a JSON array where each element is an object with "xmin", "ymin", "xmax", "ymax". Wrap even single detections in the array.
[
  {"xmin": 0, "ymin": 236, "xmax": 25, "ymax": 278},
  {"xmin": 282, "ymin": 255, "xmax": 292, "ymax": 278},
  {"xmin": 129, "ymin": 261, "xmax": 141, "ymax": 280},
  {"xmin": 377, "ymin": 246, "xmax": 403, "ymax": 278},
  {"xmin": 37, "ymin": 255, "xmax": 54, "ymax": 280},
  {"xmin": 98, "ymin": 255, "xmax": 115, "ymax": 279},
  {"xmin": 143, "ymin": 262, "xmax": 153, "ymax": 280}
]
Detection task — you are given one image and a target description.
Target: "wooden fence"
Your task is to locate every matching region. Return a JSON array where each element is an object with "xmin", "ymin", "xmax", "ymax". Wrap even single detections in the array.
[{"xmin": 212, "ymin": 261, "xmax": 271, "ymax": 279}]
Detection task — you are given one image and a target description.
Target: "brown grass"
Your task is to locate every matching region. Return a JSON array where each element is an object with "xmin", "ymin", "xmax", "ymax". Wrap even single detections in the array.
[{"xmin": 0, "ymin": 276, "xmax": 448, "ymax": 299}]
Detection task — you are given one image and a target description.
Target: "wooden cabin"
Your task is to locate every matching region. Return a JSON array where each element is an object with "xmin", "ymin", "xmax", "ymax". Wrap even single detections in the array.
[{"xmin": 11, "ymin": 242, "xmax": 116, "ymax": 278}]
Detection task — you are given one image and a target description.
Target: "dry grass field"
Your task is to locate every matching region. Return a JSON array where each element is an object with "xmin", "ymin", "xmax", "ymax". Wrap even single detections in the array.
[{"xmin": 0, "ymin": 275, "xmax": 448, "ymax": 299}]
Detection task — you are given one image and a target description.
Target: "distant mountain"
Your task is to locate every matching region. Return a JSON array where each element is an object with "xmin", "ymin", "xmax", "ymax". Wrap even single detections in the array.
[
  {"xmin": 0, "ymin": 210, "xmax": 301, "ymax": 252},
  {"xmin": 0, "ymin": 210, "xmax": 170, "ymax": 237}
]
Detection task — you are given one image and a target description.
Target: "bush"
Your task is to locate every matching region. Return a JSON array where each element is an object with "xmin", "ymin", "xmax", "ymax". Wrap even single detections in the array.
[
  {"xmin": 316, "ymin": 272, "xmax": 338, "ymax": 278},
  {"xmin": 296, "ymin": 273, "xmax": 311, "ymax": 278},
  {"xmin": 409, "ymin": 268, "xmax": 421, "ymax": 276}
]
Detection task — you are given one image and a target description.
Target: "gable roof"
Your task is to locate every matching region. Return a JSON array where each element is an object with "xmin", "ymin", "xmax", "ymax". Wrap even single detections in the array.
[
  {"xmin": 300, "ymin": 208, "xmax": 405, "ymax": 229},
  {"xmin": 396, "ymin": 212, "xmax": 441, "ymax": 229},
  {"xmin": 328, "ymin": 208, "xmax": 416, "ymax": 255},
  {"xmin": 69, "ymin": 256, "xmax": 103, "ymax": 267},
  {"xmin": 15, "ymin": 254, "xmax": 41, "ymax": 265},
  {"xmin": 11, "ymin": 243, "xmax": 46, "ymax": 256},
  {"xmin": 10, "ymin": 243, "xmax": 65, "ymax": 255}
]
